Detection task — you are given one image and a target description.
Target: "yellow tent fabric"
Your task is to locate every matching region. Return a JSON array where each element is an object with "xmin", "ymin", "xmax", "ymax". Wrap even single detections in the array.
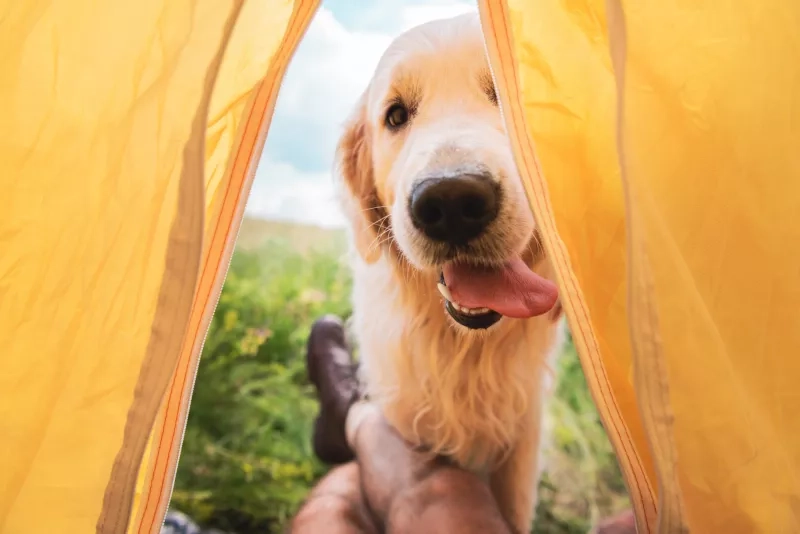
[
  {"xmin": 481, "ymin": 0, "xmax": 800, "ymax": 532},
  {"xmin": 1, "ymin": 1, "xmax": 798, "ymax": 533},
  {"xmin": 1, "ymin": 0, "xmax": 318, "ymax": 532}
]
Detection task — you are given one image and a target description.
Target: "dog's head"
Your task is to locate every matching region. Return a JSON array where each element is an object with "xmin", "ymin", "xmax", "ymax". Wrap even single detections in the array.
[{"xmin": 337, "ymin": 13, "xmax": 558, "ymax": 330}]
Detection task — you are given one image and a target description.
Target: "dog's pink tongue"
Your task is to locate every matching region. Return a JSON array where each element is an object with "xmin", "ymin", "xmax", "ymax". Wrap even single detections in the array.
[{"xmin": 443, "ymin": 258, "xmax": 558, "ymax": 319}]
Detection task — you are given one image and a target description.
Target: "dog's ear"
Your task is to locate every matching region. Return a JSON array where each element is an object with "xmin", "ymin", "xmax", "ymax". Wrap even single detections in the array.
[{"xmin": 336, "ymin": 93, "xmax": 383, "ymax": 264}]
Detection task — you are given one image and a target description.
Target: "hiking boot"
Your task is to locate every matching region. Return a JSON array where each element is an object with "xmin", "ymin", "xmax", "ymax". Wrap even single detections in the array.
[{"xmin": 306, "ymin": 315, "xmax": 360, "ymax": 465}]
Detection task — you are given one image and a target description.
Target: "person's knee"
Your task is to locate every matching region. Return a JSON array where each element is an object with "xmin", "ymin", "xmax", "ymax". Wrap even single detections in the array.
[
  {"xmin": 291, "ymin": 464, "xmax": 378, "ymax": 534},
  {"xmin": 293, "ymin": 493, "xmax": 353, "ymax": 525},
  {"xmin": 386, "ymin": 467, "xmax": 508, "ymax": 534},
  {"xmin": 386, "ymin": 468, "xmax": 461, "ymax": 522},
  {"xmin": 291, "ymin": 492, "xmax": 375, "ymax": 534},
  {"xmin": 309, "ymin": 463, "xmax": 362, "ymax": 498},
  {"xmin": 421, "ymin": 466, "xmax": 494, "ymax": 503}
]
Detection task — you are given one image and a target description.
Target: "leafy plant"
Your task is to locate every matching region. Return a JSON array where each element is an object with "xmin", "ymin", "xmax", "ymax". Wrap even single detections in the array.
[{"xmin": 171, "ymin": 241, "xmax": 351, "ymax": 532}]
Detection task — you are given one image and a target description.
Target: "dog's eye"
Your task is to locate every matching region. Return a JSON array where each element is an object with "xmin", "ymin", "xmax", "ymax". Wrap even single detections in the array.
[{"xmin": 385, "ymin": 103, "xmax": 409, "ymax": 129}]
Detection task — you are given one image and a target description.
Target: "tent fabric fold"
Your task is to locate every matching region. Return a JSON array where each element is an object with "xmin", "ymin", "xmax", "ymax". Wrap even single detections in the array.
[{"xmin": 1, "ymin": 0, "xmax": 797, "ymax": 532}]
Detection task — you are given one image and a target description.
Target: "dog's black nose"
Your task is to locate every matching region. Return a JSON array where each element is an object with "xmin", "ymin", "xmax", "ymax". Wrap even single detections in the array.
[{"xmin": 409, "ymin": 174, "xmax": 500, "ymax": 245}]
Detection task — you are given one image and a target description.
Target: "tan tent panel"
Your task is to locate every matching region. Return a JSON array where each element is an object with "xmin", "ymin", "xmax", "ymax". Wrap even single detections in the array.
[{"xmin": 1, "ymin": 0, "xmax": 797, "ymax": 532}]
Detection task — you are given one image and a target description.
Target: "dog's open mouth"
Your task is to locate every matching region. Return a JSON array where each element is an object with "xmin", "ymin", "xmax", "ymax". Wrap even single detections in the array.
[
  {"xmin": 436, "ymin": 258, "xmax": 559, "ymax": 330},
  {"xmin": 438, "ymin": 271, "xmax": 502, "ymax": 329}
]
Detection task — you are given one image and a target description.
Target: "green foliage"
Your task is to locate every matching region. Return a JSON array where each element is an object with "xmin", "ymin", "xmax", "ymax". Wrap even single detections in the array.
[
  {"xmin": 171, "ymin": 241, "xmax": 351, "ymax": 533},
  {"xmin": 171, "ymin": 238, "xmax": 629, "ymax": 534},
  {"xmin": 532, "ymin": 334, "xmax": 630, "ymax": 533}
]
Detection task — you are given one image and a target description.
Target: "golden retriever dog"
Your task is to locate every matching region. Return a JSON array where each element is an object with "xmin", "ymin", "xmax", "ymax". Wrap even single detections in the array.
[{"xmin": 336, "ymin": 12, "xmax": 565, "ymax": 534}]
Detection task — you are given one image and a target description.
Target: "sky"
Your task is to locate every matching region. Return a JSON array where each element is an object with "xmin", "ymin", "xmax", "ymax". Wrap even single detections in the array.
[{"xmin": 244, "ymin": 0, "xmax": 476, "ymax": 229}]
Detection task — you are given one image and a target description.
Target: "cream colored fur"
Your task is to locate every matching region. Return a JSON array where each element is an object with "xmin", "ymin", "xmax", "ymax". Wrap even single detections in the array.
[{"xmin": 335, "ymin": 13, "xmax": 564, "ymax": 534}]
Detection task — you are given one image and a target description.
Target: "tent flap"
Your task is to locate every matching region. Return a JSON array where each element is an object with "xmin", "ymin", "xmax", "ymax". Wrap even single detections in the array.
[
  {"xmin": 484, "ymin": 0, "xmax": 800, "ymax": 532},
  {"xmin": 0, "ymin": 0, "xmax": 317, "ymax": 532}
]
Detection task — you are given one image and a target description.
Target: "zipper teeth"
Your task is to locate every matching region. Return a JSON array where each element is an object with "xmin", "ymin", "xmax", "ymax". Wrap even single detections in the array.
[{"xmin": 159, "ymin": 223, "xmax": 241, "ymax": 533}]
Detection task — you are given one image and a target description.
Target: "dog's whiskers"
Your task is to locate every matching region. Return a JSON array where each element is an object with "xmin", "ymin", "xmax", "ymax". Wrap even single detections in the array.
[
  {"xmin": 361, "ymin": 213, "xmax": 391, "ymax": 252},
  {"xmin": 360, "ymin": 205, "xmax": 390, "ymax": 214},
  {"xmin": 525, "ymin": 231, "xmax": 544, "ymax": 265},
  {"xmin": 366, "ymin": 214, "xmax": 391, "ymax": 234},
  {"xmin": 366, "ymin": 230, "xmax": 388, "ymax": 254},
  {"xmin": 367, "ymin": 226, "xmax": 395, "ymax": 257}
]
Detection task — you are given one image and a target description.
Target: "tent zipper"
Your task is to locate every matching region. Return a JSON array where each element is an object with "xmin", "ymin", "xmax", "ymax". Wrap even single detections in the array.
[
  {"xmin": 158, "ymin": 233, "xmax": 238, "ymax": 534},
  {"xmin": 154, "ymin": 2, "xmax": 321, "ymax": 531}
]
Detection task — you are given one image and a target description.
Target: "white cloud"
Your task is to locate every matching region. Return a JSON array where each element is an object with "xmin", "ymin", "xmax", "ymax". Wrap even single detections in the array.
[
  {"xmin": 278, "ymin": 9, "xmax": 390, "ymax": 121},
  {"xmin": 246, "ymin": 160, "xmax": 345, "ymax": 228},
  {"xmin": 398, "ymin": 3, "xmax": 476, "ymax": 32},
  {"xmin": 331, "ymin": 0, "xmax": 476, "ymax": 34},
  {"xmin": 247, "ymin": 1, "xmax": 477, "ymax": 229},
  {"xmin": 260, "ymin": 8, "xmax": 391, "ymax": 173}
]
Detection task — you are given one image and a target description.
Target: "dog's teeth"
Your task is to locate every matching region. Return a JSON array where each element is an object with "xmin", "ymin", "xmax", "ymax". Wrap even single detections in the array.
[
  {"xmin": 459, "ymin": 306, "xmax": 490, "ymax": 316},
  {"xmin": 438, "ymin": 285, "xmax": 492, "ymax": 317},
  {"xmin": 437, "ymin": 283, "xmax": 453, "ymax": 302}
]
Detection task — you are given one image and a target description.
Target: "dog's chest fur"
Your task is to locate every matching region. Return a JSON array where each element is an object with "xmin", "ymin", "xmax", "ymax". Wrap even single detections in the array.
[{"xmin": 349, "ymin": 254, "xmax": 563, "ymax": 469}]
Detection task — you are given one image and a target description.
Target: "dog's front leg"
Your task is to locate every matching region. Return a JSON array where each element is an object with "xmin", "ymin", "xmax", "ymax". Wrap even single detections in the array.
[{"xmin": 489, "ymin": 414, "xmax": 543, "ymax": 534}]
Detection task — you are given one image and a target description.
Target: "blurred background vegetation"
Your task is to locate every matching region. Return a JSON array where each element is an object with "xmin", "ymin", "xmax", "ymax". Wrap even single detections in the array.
[{"xmin": 168, "ymin": 218, "xmax": 630, "ymax": 534}]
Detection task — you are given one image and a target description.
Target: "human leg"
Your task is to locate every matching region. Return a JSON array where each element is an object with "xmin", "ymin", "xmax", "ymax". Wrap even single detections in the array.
[
  {"xmin": 346, "ymin": 401, "xmax": 512, "ymax": 534},
  {"xmin": 290, "ymin": 462, "xmax": 378, "ymax": 534},
  {"xmin": 305, "ymin": 315, "xmax": 511, "ymax": 534}
]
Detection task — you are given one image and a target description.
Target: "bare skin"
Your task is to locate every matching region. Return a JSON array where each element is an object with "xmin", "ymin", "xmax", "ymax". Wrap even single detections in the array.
[
  {"xmin": 291, "ymin": 402, "xmax": 512, "ymax": 534},
  {"xmin": 292, "ymin": 315, "xmax": 636, "ymax": 534},
  {"xmin": 289, "ymin": 462, "xmax": 378, "ymax": 534}
]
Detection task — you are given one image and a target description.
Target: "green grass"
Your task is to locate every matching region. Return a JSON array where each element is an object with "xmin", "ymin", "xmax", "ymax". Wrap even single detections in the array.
[
  {"xmin": 236, "ymin": 218, "xmax": 347, "ymax": 254},
  {"xmin": 170, "ymin": 217, "xmax": 629, "ymax": 533}
]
